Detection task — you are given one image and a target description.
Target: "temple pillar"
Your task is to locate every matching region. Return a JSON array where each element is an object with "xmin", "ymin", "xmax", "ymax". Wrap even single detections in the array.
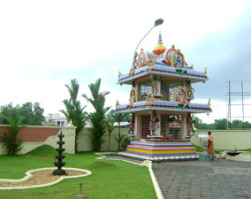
[
  {"xmin": 155, "ymin": 112, "xmax": 161, "ymax": 136},
  {"xmin": 157, "ymin": 79, "xmax": 161, "ymax": 95},
  {"xmin": 134, "ymin": 113, "xmax": 138, "ymax": 138},
  {"xmin": 181, "ymin": 114, "xmax": 188, "ymax": 139}
]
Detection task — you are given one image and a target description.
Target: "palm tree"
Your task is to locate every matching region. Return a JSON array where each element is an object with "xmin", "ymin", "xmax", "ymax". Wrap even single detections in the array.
[
  {"xmin": 112, "ymin": 113, "xmax": 128, "ymax": 151},
  {"xmin": 106, "ymin": 121, "xmax": 115, "ymax": 152},
  {"xmin": 60, "ymin": 79, "xmax": 86, "ymax": 153},
  {"xmin": 0, "ymin": 115, "xmax": 24, "ymax": 156},
  {"xmin": 65, "ymin": 79, "xmax": 79, "ymax": 106},
  {"xmin": 82, "ymin": 78, "xmax": 111, "ymax": 152}
]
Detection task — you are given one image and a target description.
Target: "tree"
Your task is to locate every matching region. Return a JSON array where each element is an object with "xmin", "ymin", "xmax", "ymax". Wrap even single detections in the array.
[
  {"xmin": 231, "ymin": 120, "xmax": 243, "ymax": 129},
  {"xmin": 33, "ymin": 102, "xmax": 45, "ymax": 125},
  {"xmin": 0, "ymin": 102, "xmax": 45, "ymax": 125},
  {"xmin": 214, "ymin": 119, "xmax": 227, "ymax": 130},
  {"xmin": 111, "ymin": 113, "xmax": 128, "ymax": 151},
  {"xmin": 107, "ymin": 110, "xmax": 131, "ymax": 122},
  {"xmin": 82, "ymin": 78, "xmax": 111, "ymax": 152},
  {"xmin": 106, "ymin": 121, "xmax": 115, "ymax": 152},
  {"xmin": 0, "ymin": 115, "xmax": 24, "ymax": 155},
  {"xmin": 60, "ymin": 79, "xmax": 87, "ymax": 153}
]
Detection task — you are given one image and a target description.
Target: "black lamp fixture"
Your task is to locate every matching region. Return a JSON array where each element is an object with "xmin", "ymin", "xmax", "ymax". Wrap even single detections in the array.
[{"xmin": 154, "ymin": 18, "xmax": 164, "ymax": 26}]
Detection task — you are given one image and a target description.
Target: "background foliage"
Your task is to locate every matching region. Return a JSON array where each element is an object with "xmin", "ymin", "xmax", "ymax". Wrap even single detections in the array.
[
  {"xmin": 0, "ymin": 102, "xmax": 45, "ymax": 125},
  {"xmin": 193, "ymin": 116, "xmax": 251, "ymax": 130}
]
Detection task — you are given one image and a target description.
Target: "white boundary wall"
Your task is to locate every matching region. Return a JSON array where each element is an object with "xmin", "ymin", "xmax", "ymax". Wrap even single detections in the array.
[
  {"xmin": 0, "ymin": 125, "xmax": 76, "ymax": 155},
  {"xmin": 2, "ymin": 127, "xmax": 251, "ymax": 155},
  {"xmin": 77, "ymin": 128, "xmax": 129, "ymax": 152},
  {"xmin": 191, "ymin": 130, "xmax": 251, "ymax": 150}
]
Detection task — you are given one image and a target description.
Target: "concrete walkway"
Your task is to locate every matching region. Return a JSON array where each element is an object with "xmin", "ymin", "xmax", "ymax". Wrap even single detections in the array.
[{"xmin": 153, "ymin": 159, "xmax": 251, "ymax": 199}]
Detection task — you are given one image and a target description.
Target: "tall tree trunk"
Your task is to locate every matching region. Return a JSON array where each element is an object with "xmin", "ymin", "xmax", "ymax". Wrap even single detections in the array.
[{"xmin": 118, "ymin": 121, "xmax": 120, "ymax": 151}]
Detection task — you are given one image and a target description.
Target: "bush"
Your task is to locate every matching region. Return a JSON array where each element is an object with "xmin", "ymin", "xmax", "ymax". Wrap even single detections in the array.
[
  {"xmin": 121, "ymin": 136, "xmax": 131, "ymax": 150},
  {"xmin": 0, "ymin": 116, "xmax": 24, "ymax": 156}
]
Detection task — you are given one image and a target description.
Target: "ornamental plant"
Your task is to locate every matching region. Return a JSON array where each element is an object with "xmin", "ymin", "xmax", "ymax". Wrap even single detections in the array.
[
  {"xmin": 60, "ymin": 79, "xmax": 87, "ymax": 153},
  {"xmin": 0, "ymin": 115, "xmax": 24, "ymax": 156},
  {"xmin": 111, "ymin": 113, "xmax": 127, "ymax": 151},
  {"xmin": 106, "ymin": 121, "xmax": 115, "ymax": 152},
  {"xmin": 82, "ymin": 78, "xmax": 111, "ymax": 152}
]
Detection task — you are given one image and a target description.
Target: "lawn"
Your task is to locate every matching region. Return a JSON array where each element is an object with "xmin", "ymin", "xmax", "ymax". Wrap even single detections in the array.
[{"xmin": 0, "ymin": 145, "xmax": 156, "ymax": 199}]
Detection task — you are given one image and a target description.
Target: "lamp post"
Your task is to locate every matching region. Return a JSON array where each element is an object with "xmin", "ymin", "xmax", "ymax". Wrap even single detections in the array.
[{"xmin": 134, "ymin": 18, "xmax": 164, "ymax": 53}]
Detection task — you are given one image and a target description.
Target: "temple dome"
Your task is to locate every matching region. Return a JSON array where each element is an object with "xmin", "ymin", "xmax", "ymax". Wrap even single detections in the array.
[{"xmin": 153, "ymin": 32, "xmax": 166, "ymax": 55}]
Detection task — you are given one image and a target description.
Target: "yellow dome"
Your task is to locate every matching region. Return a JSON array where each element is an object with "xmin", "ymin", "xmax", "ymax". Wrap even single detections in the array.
[{"xmin": 153, "ymin": 32, "xmax": 166, "ymax": 55}]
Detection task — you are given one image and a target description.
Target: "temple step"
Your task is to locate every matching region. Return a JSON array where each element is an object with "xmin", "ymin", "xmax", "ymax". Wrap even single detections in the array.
[{"xmin": 119, "ymin": 141, "xmax": 199, "ymax": 162}]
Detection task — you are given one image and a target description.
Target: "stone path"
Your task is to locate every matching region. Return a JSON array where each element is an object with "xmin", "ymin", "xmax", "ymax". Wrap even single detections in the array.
[{"xmin": 152, "ymin": 159, "xmax": 251, "ymax": 199}]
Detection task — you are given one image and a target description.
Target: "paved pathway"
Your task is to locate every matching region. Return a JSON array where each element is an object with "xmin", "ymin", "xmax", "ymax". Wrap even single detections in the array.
[{"xmin": 152, "ymin": 159, "xmax": 251, "ymax": 199}]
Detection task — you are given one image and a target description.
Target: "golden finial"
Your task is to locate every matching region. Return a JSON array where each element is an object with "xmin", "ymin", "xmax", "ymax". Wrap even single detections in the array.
[
  {"xmin": 204, "ymin": 67, "xmax": 207, "ymax": 75},
  {"xmin": 115, "ymin": 100, "xmax": 119, "ymax": 107},
  {"xmin": 172, "ymin": 44, "xmax": 175, "ymax": 49},
  {"xmin": 191, "ymin": 64, "xmax": 193, "ymax": 69},
  {"xmin": 208, "ymin": 98, "xmax": 211, "ymax": 107},
  {"xmin": 118, "ymin": 71, "xmax": 121, "ymax": 78}
]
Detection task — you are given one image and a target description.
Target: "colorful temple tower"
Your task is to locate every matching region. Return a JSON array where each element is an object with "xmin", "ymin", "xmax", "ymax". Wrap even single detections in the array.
[{"xmin": 115, "ymin": 33, "xmax": 212, "ymax": 161}]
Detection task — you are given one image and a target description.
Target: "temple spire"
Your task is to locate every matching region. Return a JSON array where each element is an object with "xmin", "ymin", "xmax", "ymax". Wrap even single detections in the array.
[{"xmin": 153, "ymin": 32, "xmax": 166, "ymax": 55}]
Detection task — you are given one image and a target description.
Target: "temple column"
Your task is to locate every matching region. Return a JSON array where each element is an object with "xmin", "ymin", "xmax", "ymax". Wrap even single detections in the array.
[
  {"xmin": 155, "ymin": 112, "xmax": 161, "ymax": 136},
  {"xmin": 181, "ymin": 114, "xmax": 188, "ymax": 139},
  {"xmin": 134, "ymin": 113, "xmax": 138, "ymax": 138}
]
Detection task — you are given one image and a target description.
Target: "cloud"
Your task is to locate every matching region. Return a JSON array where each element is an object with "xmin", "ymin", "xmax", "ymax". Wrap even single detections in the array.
[
  {"xmin": 185, "ymin": 7, "xmax": 251, "ymax": 102},
  {"xmin": 0, "ymin": 0, "xmax": 250, "ymax": 124}
]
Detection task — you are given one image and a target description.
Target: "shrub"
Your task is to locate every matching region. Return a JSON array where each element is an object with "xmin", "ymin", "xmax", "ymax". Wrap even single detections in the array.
[{"xmin": 0, "ymin": 116, "xmax": 24, "ymax": 155}]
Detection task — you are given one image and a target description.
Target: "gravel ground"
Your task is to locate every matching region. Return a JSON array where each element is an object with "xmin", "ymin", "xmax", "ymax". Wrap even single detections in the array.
[{"xmin": 0, "ymin": 169, "xmax": 86, "ymax": 187}]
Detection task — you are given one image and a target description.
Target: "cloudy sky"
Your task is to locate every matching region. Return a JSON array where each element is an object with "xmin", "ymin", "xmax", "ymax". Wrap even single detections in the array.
[{"xmin": 0, "ymin": 0, "xmax": 250, "ymax": 123}]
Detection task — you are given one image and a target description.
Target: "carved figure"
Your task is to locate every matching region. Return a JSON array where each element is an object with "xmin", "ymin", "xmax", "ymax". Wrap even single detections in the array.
[
  {"xmin": 187, "ymin": 113, "xmax": 194, "ymax": 136},
  {"xmin": 129, "ymin": 88, "xmax": 138, "ymax": 107},
  {"xmin": 177, "ymin": 90, "xmax": 187, "ymax": 108},
  {"xmin": 149, "ymin": 111, "xmax": 160, "ymax": 135},
  {"xmin": 186, "ymin": 81, "xmax": 194, "ymax": 101},
  {"xmin": 146, "ymin": 93, "xmax": 154, "ymax": 105},
  {"xmin": 151, "ymin": 79, "xmax": 158, "ymax": 94}
]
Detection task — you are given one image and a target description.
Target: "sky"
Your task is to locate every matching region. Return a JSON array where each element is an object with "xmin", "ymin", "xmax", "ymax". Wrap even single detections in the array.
[{"xmin": 0, "ymin": 0, "xmax": 251, "ymax": 123}]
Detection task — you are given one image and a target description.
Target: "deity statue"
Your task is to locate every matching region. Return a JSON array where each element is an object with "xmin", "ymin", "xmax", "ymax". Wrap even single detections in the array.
[
  {"xmin": 185, "ymin": 81, "xmax": 194, "ymax": 101},
  {"xmin": 187, "ymin": 113, "xmax": 194, "ymax": 136},
  {"xmin": 177, "ymin": 90, "xmax": 187, "ymax": 108},
  {"xmin": 129, "ymin": 88, "xmax": 137, "ymax": 107},
  {"xmin": 149, "ymin": 111, "xmax": 160, "ymax": 135},
  {"xmin": 151, "ymin": 79, "xmax": 158, "ymax": 94}
]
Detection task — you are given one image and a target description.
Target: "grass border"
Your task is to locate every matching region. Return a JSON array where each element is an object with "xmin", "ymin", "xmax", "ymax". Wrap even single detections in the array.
[{"xmin": 0, "ymin": 168, "xmax": 91, "ymax": 190}]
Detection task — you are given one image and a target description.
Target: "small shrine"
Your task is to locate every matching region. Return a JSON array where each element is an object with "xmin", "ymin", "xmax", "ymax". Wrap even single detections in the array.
[{"xmin": 115, "ymin": 33, "xmax": 212, "ymax": 161}]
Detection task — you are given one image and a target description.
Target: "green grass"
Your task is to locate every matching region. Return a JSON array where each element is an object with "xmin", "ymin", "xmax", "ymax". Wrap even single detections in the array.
[
  {"xmin": 0, "ymin": 145, "xmax": 156, "ymax": 199},
  {"xmin": 191, "ymin": 144, "xmax": 203, "ymax": 152}
]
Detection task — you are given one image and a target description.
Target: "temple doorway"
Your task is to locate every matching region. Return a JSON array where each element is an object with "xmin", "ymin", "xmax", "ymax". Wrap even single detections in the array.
[{"xmin": 141, "ymin": 115, "xmax": 150, "ymax": 138}]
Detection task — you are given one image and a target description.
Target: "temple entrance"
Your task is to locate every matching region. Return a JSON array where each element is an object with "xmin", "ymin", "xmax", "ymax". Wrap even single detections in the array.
[
  {"xmin": 169, "ymin": 122, "xmax": 181, "ymax": 139},
  {"xmin": 160, "ymin": 115, "xmax": 182, "ymax": 140},
  {"xmin": 141, "ymin": 115, "xmax": 150, "ymax": 138}
]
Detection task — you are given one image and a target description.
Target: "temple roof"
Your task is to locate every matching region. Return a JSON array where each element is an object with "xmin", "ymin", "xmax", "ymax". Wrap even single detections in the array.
[
  {"xmin": 118, "ymin": 34, "xmax": 208, "ymax": 85},
  {"xmin": 116, "ymin": 100, "xmax": 212, "ymax": 114},
  {"xmin": 118, "ymin": 62, "xmax": 208, "ymax": 85}
]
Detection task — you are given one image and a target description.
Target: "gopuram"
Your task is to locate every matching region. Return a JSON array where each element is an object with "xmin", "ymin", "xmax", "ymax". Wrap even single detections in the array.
[{"xmin": 115, "ymin": 33, "xmax": 212, "ymax": 161}]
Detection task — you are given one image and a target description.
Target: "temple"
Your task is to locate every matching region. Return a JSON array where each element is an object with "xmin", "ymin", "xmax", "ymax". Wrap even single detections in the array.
[{"xmin": 115, "ymin": 33, "xmax": 212, "ymax": 161}]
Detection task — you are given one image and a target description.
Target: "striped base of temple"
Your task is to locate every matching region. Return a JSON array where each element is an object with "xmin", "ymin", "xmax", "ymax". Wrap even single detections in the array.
[{"xmin": 119, "ymin": 141, "xmax": 199, "ymax": 162}]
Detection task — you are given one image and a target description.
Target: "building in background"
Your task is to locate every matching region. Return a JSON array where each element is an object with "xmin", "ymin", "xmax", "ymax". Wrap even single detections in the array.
[{"xmin": 45, "ymin": 113, "xmax": 68, "ymax": 127}]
